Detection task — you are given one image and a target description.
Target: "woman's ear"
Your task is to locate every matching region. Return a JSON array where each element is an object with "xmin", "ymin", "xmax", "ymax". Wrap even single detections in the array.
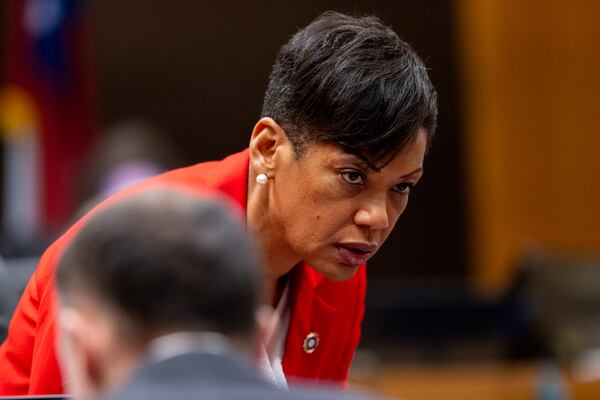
[{"xmin": 249, "ymin": 117, "xmax": 286, "ymax": 175}]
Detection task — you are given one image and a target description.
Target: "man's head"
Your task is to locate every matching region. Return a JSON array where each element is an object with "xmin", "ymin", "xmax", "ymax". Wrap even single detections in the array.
[
  {"xmin": 56, "ymin": 189, "xmax": 260, "ymax": 398},
  {"xmin": 261, "ymin": 11, "xmax": 438, "ymax": 168}
]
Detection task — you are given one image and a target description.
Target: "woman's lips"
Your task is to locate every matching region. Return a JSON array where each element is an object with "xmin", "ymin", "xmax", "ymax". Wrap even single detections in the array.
[{"xmin": 335, "ymin": 242, "xmax": 377, "ymax": 266}]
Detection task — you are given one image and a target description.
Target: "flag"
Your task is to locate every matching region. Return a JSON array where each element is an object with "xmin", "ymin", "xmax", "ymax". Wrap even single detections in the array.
[{"xmin": 0, "ymin": 0, "xmax": 96, "ymax": 248}]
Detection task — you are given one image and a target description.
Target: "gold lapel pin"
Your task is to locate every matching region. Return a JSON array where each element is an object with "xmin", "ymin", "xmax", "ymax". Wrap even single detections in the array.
[{"xmin": 303, "ymin": 332, "xmax": 319, "ymax": 354}]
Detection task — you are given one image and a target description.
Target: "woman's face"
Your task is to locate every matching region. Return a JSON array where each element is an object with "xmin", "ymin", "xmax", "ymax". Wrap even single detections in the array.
[{"xmin": 270, "ymin": 129, "xmax": 428, "ymax": 281}]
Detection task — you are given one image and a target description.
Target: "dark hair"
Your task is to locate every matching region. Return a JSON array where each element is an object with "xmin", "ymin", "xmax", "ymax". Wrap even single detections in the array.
[
  {"xmin": 57, "ymin": 189, "xmax": 260, "ymax": 339},
  {"xmin": 261, "ymin": 11, "xmax": 438, "ymax": 169}
]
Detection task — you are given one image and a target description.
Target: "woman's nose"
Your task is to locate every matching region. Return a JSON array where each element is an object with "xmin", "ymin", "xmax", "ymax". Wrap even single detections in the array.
[{"xmin": 354, "ymin": 201, "xmax": 390, "ymax": 230}]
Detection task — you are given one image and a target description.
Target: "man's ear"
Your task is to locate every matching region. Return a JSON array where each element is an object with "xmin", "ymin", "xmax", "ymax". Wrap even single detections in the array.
[
  {"xmin": 249, "ymin": 117, "xmax": 287, "ymax": 175},
  {"xmin": 58, "ymin": 306, "xmax": 108, "ymax": 396}
]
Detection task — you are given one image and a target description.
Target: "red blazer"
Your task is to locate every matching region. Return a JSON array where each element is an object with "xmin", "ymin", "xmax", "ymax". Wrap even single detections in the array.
[{"xmin": 0, "ymin": 149, "xmax": 366, "ymax": 395}]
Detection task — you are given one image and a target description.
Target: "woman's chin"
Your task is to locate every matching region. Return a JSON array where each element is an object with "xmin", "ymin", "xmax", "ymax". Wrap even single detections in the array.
[{"xmin": 311, "ymin": 261, "xmax": 361, "ymax": 282}]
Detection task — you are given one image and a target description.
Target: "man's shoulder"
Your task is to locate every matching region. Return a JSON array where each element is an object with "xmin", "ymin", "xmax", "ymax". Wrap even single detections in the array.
[
  {"xmin": 106, "ymin": 385, "xmax": 370, "ymax": 400},
  {"xmin": 102, "ymin": 353, "xmax": 375, "ymax": 400},
  {"xmin": 107, "ymin": 377, "xmax": 373, "ymax": 400}
]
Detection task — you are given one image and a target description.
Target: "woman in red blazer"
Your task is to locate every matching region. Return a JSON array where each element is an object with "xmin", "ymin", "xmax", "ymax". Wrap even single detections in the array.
[{"xmin": 0, "ymin": 11, "xmax": 437, "ymax": 395}]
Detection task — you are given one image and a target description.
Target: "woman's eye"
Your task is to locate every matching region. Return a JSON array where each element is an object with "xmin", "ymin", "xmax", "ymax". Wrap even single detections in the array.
[
  {"xmin": 341, "ymin": 170, "xmax": 364, "ymax": 185},
  {"xmin": 394, "ymin": 182, "xmax": 414, "ymax": 195}
]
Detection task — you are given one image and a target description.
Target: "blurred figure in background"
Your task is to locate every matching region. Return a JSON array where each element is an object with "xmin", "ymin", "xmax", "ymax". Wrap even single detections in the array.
[
  {"xmin": 74, "ymin": 119, "xmax": 180, "ymax": 217},
  {"xmin": 56, "ymin": 189, "xmax": 371, "ymax": 400}
]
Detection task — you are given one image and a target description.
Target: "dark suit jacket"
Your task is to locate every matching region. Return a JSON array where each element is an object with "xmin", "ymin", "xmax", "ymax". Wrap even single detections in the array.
[{"xmin": 99, "ymin": 353, "xmax": 373, "ymax": 400}]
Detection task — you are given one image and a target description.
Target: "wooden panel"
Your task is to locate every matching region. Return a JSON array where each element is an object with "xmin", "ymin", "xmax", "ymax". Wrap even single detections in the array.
[{"xmin": 456, "ymin": 0, "xmax": 600, "ymax": 292}]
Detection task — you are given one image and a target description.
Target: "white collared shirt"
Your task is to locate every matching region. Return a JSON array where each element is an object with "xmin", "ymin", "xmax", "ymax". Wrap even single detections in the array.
[
  {"xmin": 147, "ymin": 331, "xmax": 237, "ymax": 363},
  {"xmin": 257, "ymin": 283, "xmax": 291, "ymax": 389}
]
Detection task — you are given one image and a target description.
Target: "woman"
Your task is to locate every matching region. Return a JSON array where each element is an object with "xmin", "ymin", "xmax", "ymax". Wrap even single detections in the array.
[{"xmin": 0, "ymin": 11, "xmax": 437, "ymax": 394}]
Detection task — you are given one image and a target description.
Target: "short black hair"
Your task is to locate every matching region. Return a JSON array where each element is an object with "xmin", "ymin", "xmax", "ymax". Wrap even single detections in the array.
[
  {"xmin": 57, "ymin": 189, "xmax": 260, "ymax": 340},
  {"xmin": 261, "ymin": 11, "xmax": 438, "ymax": 169}
]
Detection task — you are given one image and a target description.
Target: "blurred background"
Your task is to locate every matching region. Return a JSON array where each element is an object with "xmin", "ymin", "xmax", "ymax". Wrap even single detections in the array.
[{"xmin": 1, "ymin": 0, "xmax": 600, "ymax": 399}]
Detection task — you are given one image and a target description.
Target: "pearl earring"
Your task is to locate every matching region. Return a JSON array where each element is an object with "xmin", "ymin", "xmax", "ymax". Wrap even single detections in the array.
[{"xmin": 256, "ymin": 173, "xmax": 268, "ymax": 185}]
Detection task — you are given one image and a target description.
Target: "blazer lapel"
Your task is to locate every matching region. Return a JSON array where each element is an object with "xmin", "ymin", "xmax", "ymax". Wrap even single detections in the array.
[{"xmin": 282, "ymin": 264, "xmax": 341, "ymax": 382}]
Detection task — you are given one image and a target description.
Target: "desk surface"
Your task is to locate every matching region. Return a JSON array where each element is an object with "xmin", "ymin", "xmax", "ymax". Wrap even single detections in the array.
[{"xmin": 350, "ymin": 361, "xmax": 600, "ymax": 400}]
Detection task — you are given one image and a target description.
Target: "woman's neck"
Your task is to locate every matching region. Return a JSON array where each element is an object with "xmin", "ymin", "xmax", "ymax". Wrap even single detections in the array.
[{"xmin": 246, "ymin": 173, "xmax": 300, "ymax": 306}]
